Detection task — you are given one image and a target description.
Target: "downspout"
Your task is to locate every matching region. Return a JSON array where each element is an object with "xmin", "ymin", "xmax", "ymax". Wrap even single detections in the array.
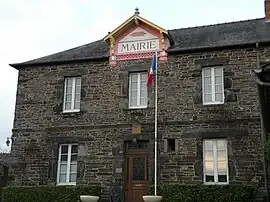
[{"xmin": 255, "ymin": 42, "xmax": 270, "ymax": 201}]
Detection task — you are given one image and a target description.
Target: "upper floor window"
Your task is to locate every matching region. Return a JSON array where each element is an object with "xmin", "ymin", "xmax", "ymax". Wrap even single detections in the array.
[
  {"xmin": 57, "ymin": 144, "xmax": 78, "ymax": 185},
  {"xmin": 63, "ymin": 77, "xmax": 81, "ymax": 112},
  {"xmin": 202, "ymin": 67, "xmax": 224, "ymax": 105},
  {"xmin": 203, "ymin": 139, "xmax": 228, "ymax": 185},
  {"xmin": 129, "ymin": 72, "xmax": 147, "ymax": 109}
]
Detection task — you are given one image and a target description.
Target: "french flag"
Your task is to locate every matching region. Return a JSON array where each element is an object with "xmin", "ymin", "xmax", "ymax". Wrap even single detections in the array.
[{"xmin": 146, "ymin": 51, "xmax": 157, "ymax": 86}]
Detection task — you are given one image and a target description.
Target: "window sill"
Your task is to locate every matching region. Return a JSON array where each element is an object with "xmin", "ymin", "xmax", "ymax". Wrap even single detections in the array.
[
  {"xmin": 57, "ymin": 182, "xmax": 76, "ymax": 186},
  {"xmin": 203, "ymin": 182, "xmax": 229, "ymax": 185},
  {"xmin": 62, "ymin": 109, "xmax": 80, "ymax": 113},
  {"xmin": 202, "ymin": 102, "xmax": 224, "ymax": 106},
  {"xmin": 128, "ymin": 106, "xmax": 148, "ymax": 110},
  {"xmin": 61, "ymin": 110, "xmax": 83, "ymax": 118}
]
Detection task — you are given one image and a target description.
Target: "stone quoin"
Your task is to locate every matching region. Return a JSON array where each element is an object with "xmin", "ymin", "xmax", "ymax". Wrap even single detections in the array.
[{"xmin": 4, "ymin": 2, "xmax": 270, "ymax": 202}]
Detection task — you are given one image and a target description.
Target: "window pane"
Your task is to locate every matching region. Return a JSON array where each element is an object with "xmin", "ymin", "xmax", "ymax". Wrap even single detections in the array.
[
  {"xmin": 66, "ymin": 87, "xmax": 72, "ymax": 94},
  {"xmin": 130, "ymin": 74, "xmax": 138, "ymax": 82},
  {"xmin": 59, "ymin": 174, "xmax": 66, "ymax": 183},
  {"xmin": 66, "ymin": 94, "xmax": 72, "ymax": 102},
  {"xmin": 141, "ymin": 73, "xmax": 147, "ymax": 81},
  {"xmin": 205, "ymin": 175, "xmax": 214, "ymax": 182},
  {"xmin": 71, "ymin": 145, "xmax": 78, "ymax": 153},
  {"xmin": 215, "ymin": 76, "xmax": 222, "ymax": 84},
  {"xmin": 214, "ymin": 68, "xmax": 222, "ymax": 76},
  {"xmin": 74, "ymin": 101, "xmax": 80, "ymax": 109},
  {"xmin": 75, "ymin": 93, "xmax": 81, "ymax": 102},
  {"xmin": 203, "ymin": 69, "xmax": 211, "ymax": 77},
  {"xmin": 218, "ymin": 175, "xmax": 227, "ymax": 182},
  {"xmin": 71, "ymin": 155, "xmax": 77, "ymax": 162},
  {"xmin": 205, "ymin": 151, "xmax": 213, "ymax": 161},
  {"xmin": 140, "ymin": 81, "xmax": 147, "ymax": 88},
  {"xmin": 130, "ymin": 99, "xmax": 137, "ymax": 107},
  {"xmin": 215, "ymin": 85, "xmax": 222, "ymax": 93},
  {"xmin": 70, "ymin": 173, "xmax": 77, "ymax": 182},
  {"xmin": 204, "ymin": 140, "xmax": 213, "ymax": 150},
  {"xmin": 204, "ymin": 94, "xmax": 212, "ymax": 102},
  {"xmin": 204, "ymin": 86, "xmax": 212, "ymax": 94},
  {"xmin": 66, "ymin": 78, "xmax": 73, "ymax": 87},
  {"xmin": 215, "ymin": 93, "xmax": 223, "ymax": 102},
  {"xmin": 76, "ymin": 78, "xmax": 81, "ymax": 86},
  {"xmin": 204, "ymin": 77, "xmax": 211, "ymax": 86},
  {"xmin": 217, "ymin": 140, "xmax": 226, "ymax": 150},
  {"xmin": 60, "ymin": 164, "xmax": 67, "ymax": 173},
  {"xmin": 140, "ymin": 89, "xmax": 147, "ymax": 98},
  {"xmin": 205, "ymin": 161, "xmax": 214, "ymax": 171},
  {"xmin": 132, "ymin": 157, "xmax": 145, "ymax": 180},
  {"xmin": 218, "ymin": 161, "xmax": 227, "ymax": 170},
  {"xmin": 131, "ymin": 82, "xmax": 137, "ymax": 90},
  {"xmin": 75, "ymin": 86, "xmax": 81, "ymax": 94},
  {"xmin": 131, "ymin": 91, "xmax": 137, "ymax": 99},
  {"xmin": 217, "ymin": 151, "xmax": 226, "ymax": 161},
  {"xmin": 140, "ymin": 98, "xmax": 147, "ymax": 106},
  {"xmin": 61, "ymin": 155, "xmax": 68, "ymax": 162},
  {"xmin": 61, "ymin": 145, "xmax": 68, "ymax": 154},
  {"xmin": 70, "ymin": 164, "xmax": 77, "ymax": 173},
  {"xmin": 65, "ymin": 102, "xmax": 71, "ymax": 110}
]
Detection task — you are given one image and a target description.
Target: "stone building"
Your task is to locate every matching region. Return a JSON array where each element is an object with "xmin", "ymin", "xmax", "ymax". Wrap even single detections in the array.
[{"xmin": 7, "ymin": 1, "xmax": 270, "ymax": 201}]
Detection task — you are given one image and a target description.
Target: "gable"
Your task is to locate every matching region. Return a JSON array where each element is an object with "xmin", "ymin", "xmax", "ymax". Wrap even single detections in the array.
[
  {"xmin": 117, "ymin": 26, "xmax": 160, "ymax": 54},
  {"xmin": 104, "ymin": 9, "xmax": 170, "ymax": 65}
]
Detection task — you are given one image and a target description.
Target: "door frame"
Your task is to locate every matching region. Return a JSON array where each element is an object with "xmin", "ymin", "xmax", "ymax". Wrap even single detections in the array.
[{"xmin": 124, "ymin": 141, "xmax": 150, "ymax": 202}]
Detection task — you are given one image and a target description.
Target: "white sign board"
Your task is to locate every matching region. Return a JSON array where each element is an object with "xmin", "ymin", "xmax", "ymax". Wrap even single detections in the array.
[{"xmin": 117, "ymin": 27, "xmax": 159, "ymax": 54}]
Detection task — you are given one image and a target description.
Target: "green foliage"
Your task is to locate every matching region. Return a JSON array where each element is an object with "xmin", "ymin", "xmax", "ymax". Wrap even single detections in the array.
[
  {"xmin": 148, "ymin": 184, "xmax": 258, "ymax": 202},
  {"xmin": 2, "ymin": 185, "xmax": 102, "ymax": 202}
]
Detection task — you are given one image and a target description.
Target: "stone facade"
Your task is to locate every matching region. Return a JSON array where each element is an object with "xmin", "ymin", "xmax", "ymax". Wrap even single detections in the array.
[{"xmin": 8, "ymin": 46, "xmax": 270, "ymax": 200}]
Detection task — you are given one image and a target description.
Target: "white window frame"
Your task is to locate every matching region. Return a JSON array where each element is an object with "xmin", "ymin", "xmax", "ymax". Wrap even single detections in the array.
[
  {"xmin": 202, "ymin": 66, "xmax": 224, "ymax": 105},
  {"xmin": 63, "ymin": 77, "xmax": 81, "ymax": 113},
  {"xmin": 57, "ymin": 144, "xmax": 78, "ymax": 186},
  {"xmin": 203, "ymin": 139, "xmax": 229, "ymax": 185},
  {"xmin": 129, "ymin": 72, "xmax": 148, "ymax": 109}
]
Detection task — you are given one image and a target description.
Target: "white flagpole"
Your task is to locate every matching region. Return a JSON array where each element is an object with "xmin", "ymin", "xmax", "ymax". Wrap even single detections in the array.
[{"xmin": 154, "ymin": 49, "xmax": 158, "ymax": 196}]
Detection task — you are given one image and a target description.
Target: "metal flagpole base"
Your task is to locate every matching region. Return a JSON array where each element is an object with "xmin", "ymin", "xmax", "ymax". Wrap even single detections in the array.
[
  {"xmin": 142, "ymin": 195, "xmax": 163, "ymax": 202},
  {"xmin": 80, "ymin": 195, "xmax": 100, "ymax": 202}
]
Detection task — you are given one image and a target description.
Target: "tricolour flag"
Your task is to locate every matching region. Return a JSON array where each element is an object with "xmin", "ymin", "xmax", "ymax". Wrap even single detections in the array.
[{"xmin": 146, "ymin": 51, "xmax": 157, "ymax": 86}]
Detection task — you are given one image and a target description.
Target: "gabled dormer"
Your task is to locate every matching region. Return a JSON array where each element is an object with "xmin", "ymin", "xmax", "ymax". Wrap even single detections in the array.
[{"xmin": 104, "ymin": 8, "xmax": 173, "ymax": 65}]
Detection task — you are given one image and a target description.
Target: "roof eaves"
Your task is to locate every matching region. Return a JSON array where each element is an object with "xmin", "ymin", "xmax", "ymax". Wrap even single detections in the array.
[{"xmin": 10, "ymin": 55, "xmax": 109, "ymax": 69}]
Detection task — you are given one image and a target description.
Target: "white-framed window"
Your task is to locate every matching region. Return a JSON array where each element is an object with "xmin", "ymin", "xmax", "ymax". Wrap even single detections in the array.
[
  {"xmin": 63, "ymin": 77, "xmax": 81, "ymax": 112},
  {"xmin": 202, "ymin": 66, "xmax": 224, "ymax": 105},
  {"xmin": 129, "ymin": 72, "xmax": 148, "ymax": 109},
  {"xmin": 203, "ymin": 139, "xmax": 229, "ymax": 185},
  {"xmin": 57, "ymin": 144, "xmax": 78, "ymax": 185}
]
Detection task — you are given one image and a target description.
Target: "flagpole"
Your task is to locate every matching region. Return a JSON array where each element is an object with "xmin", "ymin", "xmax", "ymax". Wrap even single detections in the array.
[{"xmin": 154, "ymin": 49, "xmax": 158, "ymax": 196}]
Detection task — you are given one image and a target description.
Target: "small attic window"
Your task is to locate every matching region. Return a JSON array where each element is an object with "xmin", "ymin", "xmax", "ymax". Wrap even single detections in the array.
[{"xmin": 167, "ymin": 139, "xmax": 176, "ymax": 152}]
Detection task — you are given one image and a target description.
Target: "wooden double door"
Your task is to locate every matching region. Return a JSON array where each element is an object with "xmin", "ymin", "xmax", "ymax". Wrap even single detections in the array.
[{"xmin": 124, "ymin": 142, "xmax": 149, "ymax": 202}]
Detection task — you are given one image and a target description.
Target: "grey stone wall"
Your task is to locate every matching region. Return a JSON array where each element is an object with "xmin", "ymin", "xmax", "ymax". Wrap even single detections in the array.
[{"xmin": 9, "ymin": 46, "xmax": 270, "ymax": 200}]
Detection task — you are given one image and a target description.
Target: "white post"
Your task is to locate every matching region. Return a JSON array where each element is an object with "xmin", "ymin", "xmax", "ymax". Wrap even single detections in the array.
[{"xmin": 154, "ymin": 50, "xmax": 158, "ymax": 196}]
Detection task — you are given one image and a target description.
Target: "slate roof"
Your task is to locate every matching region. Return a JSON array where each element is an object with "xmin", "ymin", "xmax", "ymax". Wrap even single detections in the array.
[{"xmin": 10, "ymin": 18, "xmax": 270, "ymax": 68}]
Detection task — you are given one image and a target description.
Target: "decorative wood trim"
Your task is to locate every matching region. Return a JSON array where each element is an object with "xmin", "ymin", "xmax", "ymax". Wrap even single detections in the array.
[
  {"xmin": 110, "ymin": 36, "xmax": 115, "ymax": 55},
  {"xmin": 104, "ymin": 14, "xmax": 167, "ymax": 41},
  {"xmin": 160, "ymin": 31, "xmax": 165, "ymax": 50}
]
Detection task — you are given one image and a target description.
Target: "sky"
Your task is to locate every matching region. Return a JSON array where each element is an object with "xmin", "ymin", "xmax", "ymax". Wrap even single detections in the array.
[{"xmin": 0, "ymin": 0, "xmax": 264, "ymax": 150}]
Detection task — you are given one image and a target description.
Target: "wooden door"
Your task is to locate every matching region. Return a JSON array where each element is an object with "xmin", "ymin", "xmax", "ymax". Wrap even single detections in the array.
[{"xmin": 124, "ymin": 141, "xmax": 149, "ymax": 202}]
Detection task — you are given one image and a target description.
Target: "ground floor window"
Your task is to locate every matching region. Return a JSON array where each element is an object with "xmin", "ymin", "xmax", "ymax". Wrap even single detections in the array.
[
  {"xmin": 57, "ymin": 144, "xmax": 78, "ymax": 185},
  {"xmin": 203, "ymin": 139, "xmax": 229, "ymax": 184}
]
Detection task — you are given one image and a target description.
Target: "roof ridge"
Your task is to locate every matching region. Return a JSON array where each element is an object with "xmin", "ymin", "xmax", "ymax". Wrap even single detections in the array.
[{"xmin": 168, "ymin": 17, "xmax": 264, "ymax": 32}]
